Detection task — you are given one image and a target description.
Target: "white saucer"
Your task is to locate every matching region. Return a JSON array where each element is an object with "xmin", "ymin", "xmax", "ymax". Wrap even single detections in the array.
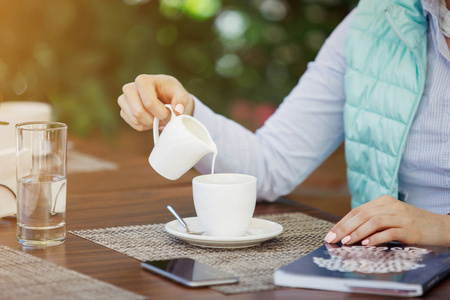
[{"xmin": 165, "ymin": 217, "xmax": 283, "ymax": 248}]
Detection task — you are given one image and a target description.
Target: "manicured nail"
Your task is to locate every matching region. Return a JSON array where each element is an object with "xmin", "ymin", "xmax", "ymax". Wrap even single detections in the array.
[
  {"xmin": 175, "ymin": 103, "xmax": 184, "ymax": 115},
  {"xmin": 341, "ymin": 235, "xmax": 351, "ymax": 244},
  {"xmin": 324, "ymin": 231, "xmax": 337, "ymax": 243},
  {"xmin": 361, "ymin": 239, "xmax": 369, "ymax": 245}
]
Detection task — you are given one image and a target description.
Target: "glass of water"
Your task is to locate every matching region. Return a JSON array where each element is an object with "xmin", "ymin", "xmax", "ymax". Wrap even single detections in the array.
[{"xmin": 16, "ymin": 122, "xmax": 68, "ymax": 247}]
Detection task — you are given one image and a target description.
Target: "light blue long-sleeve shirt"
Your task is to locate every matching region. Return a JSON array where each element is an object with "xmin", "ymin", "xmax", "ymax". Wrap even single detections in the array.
[{"xmin": 193, "ymin": 1, "xmax": 449, "ymax": 215}]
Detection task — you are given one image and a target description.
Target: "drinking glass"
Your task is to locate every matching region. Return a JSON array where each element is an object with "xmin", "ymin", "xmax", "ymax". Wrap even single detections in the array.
[{"xmin": 16, "ymin": 122, "xmax": 68, "ymax": 247}]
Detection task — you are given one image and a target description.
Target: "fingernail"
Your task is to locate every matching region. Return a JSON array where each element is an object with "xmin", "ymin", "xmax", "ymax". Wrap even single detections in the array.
[
  {"xmin": 175, "ymin": 104, "xmax": 184, "ymax": 115},
  {"xmin": 159, "ymin": 126, "xmax": 165, "ymax": 131},
  {"xmin": 341, "ymin": 235, "xmax": 351, "ymax": 244},
  {"xmin": 361, "ymin": 239, "xmax": 369, "ymax": 246},
  {"xmin": 324, "ymin": 231, "xmax": 337, "ymax": 243}
]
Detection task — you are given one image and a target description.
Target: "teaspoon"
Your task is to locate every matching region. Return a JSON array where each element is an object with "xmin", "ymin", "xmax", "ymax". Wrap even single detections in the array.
[{"xmin": 166, "ymin": 205, "xmax": 204, "ymax": 235}]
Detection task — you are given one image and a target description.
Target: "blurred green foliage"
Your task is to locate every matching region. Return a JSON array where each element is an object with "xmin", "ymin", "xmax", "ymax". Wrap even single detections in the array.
[{"xmin": 0, "ymin": 0, "xmax": 356, "ymax": 136}]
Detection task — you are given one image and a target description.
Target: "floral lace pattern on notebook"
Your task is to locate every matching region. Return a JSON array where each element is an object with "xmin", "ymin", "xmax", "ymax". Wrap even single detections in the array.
[{"xmin": 313, "ymin": 245, "xmax": 432, "ymax": 274}]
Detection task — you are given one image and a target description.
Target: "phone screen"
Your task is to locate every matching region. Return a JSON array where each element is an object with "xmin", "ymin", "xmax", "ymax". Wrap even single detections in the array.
[{"xmin": 141, "ymin": 258, "xmax": 239, "ymax": 287}]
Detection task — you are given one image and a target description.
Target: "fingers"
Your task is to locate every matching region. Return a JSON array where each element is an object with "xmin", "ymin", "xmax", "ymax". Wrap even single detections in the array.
[
  {"xmin": 325, "ymin": 198, "xmax": 385, "ymax": 243},
  {"xmin": 334, "ymin": 195, "xmax": 392, "ymax": 229},
  {"xmin": 117, "ymin": 84, "xmax": 153, "ymax": 131},
  {"xmin": 124, "ymin": 82, "xmax": 155, "ymax": 120},
  {"xmin": 324, "ymin": 196, "xmax": 400, "ymax": 245},
  {"xmin": 135, "ymin": 75, "xmax": 171, "ymax": 122},
  {"xmin": 360, "ymin": 228, "xmax": 404, "ymax": 246},
  {"xmin": 326, "ymin": 206, "xmax": 389, "ymax": 244},
  {"xmin": 340, "ymin": 213, "xmax": 402, "ymax": 245},
  {"xmin": 171, "ymin": 89, "xmax": 193, "ymax": 115},
  {"xmin": 118, "ymin": 94, "xmax": 152, "ymax": 131},
  {"xmin": 118, "ymin": 74, "xmax": 194, "ymax": 131},
  {"xmin": 172, "ymin": 91, "xmax": 189, "ymax": 115},
  {"xmin": 135, "ymin": 74, "xmax": 193, "ymax": 116}
]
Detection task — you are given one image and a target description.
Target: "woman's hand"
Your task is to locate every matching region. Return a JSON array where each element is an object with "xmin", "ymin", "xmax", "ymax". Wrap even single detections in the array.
[
  {"xmin": 324, "ymin": 195, "xmax": 450, "ymax": 246},
  {"xmin": 117, "ymin": 74, "xmax": 194, "ymax": 131}
]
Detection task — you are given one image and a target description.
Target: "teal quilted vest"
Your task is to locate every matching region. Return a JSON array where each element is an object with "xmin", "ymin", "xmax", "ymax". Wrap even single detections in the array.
[{"xmin": 344, "ymin": 0, "xmax": 428, "ymax": 208}]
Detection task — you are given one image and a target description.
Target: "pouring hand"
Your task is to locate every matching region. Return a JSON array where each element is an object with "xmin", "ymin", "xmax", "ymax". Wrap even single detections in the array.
[{"xmin": 118, "ymin": 74, "xmax": 194, "ymax": 131}]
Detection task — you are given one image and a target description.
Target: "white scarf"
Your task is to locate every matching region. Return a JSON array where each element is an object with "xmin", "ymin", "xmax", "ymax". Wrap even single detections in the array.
[{"xmin": 439, "ymin": 0, "xmax": 450, "ymax": 37}]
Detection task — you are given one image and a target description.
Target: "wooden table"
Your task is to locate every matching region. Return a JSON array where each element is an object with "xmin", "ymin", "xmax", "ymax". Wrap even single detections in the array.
[{"xmin": 0, "ymin": 130, "xmax": 449, "ymax": 299}]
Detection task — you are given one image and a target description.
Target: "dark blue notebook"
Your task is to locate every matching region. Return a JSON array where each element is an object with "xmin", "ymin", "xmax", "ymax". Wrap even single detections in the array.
[{"xmin": 274, "ymin": 243, "xmax": 450, "ymax": 297}]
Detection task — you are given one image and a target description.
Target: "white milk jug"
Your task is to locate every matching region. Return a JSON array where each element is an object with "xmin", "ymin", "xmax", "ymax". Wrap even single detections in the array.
[{"xmin": 149, "ymin": 105, "xmax": 217, "ymax": 180}]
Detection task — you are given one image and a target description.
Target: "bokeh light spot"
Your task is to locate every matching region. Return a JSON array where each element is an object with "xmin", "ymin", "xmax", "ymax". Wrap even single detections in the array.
[
  {"xmin": 215, "ymin": 54, "xmax": 243, "ymax": 78},
  {"xmin": 238, "ymin": 67, "xmax": 260, "ymax": 88},
  {"xmin": 263, "ymin": 24, "xmax": 287, "ymax": 44},
  {"xmin": 177, "ymin": 46, "xmax": 211, "ymax": 74},
  {"xmin": 124, "ymin": 0, "xmax": 151, "ymax": 5},
  {"xmin": 157, "ymin": 25, "xmax": 178, "ymax": 47},
  {"xmin": 305, "ymin": 30, "xmax": 326, "ymax": 51},
  {"xmin": 215, "ymin": 10, "xmax": 249, "ymax": 40},
  {"xmin": 33, "ymin": 43, "xmax": 54, "ymax": 68},
  {"xmin": 12, "ymin": 74, "xmax": 28, "ymax": 96},
  {"xmin": 266, "ymin": 59, "xmax": 289, "ymax": 87},
  {"xmin": 259, "ymin": 0, "xmax": 288, "ymax": 22},
  {"xmin": 273, "ymin": 44, "xmax": 300, "ymax": 64},
  {"xmin": 305, "ymin": 4, "xmax": 327, "ymax": 24},
  {"xmin": 183, "ymin": 0, "xmax": 221, "ymax": 21},
  {"xmin": 160, "ymin": 0, "xmax": 184, "ymax": 19},
  {"xmin": 127, "ymin": 25, "xmax": 149, "ymax": 45}
]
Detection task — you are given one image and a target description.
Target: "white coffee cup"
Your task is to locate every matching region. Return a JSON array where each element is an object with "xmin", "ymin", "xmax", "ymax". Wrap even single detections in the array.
[
  {"xmin": 149, "ymin": 105, "xmax": 217, "ymax": 180},
  {"xmin": 192, "ymin": 173, "xmax": 257, "ymax": 237}
]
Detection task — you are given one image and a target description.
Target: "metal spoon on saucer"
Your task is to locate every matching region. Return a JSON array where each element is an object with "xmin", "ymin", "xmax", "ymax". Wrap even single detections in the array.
[{"xmin": 166, "ymin": 205, "xmax": 204, "ymax": 235}]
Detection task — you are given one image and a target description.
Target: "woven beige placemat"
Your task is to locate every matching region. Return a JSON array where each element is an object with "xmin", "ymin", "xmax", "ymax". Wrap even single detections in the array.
[
  {"xmin": 71, "ymin": 212, "xmax": 334, "ymax": 294},
  {"xmin": 0, "ymin": 244, "xmax": 145, "ymax": 300}
]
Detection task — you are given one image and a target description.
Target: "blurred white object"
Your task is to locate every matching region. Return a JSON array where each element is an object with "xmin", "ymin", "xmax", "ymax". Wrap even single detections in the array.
[
  {"xmin": 0, "ymin": 147, "xmax": 17, "ymax": 217},
  {"xmin": 0, "ymin": 101, "xmax": 52, "ymax": 150},
  {"xmin": 0, "ymin": 101, "xmax": 52, "ymax": 217}
]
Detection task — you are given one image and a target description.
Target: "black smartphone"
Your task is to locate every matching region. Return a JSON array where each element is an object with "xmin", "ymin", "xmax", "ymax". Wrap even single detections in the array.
[{"xmin": 141, "ymin": 258, "xmax": 239, "ymax": 287}]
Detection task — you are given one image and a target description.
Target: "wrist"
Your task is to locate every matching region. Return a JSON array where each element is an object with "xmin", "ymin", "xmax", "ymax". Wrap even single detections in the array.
[{"xmin": 439, "ymin": 214, "xmax": 450, "ymax": 246}]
